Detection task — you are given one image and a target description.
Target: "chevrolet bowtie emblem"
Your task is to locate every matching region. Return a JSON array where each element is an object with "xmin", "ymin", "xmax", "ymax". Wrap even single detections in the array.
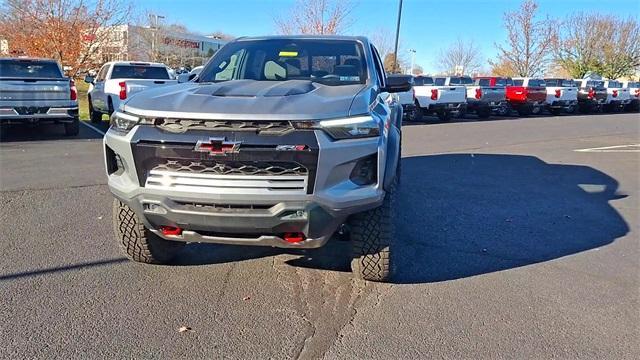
[{"xmin": 194, "ymin": 137, "xmax": 242, "ymax": 155}]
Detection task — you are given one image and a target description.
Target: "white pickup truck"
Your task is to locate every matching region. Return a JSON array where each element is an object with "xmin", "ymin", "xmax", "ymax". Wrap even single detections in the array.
[
  {"xmin": 602, "ymin": 80, "xmax": 630, "ymax": 113},
  {"xmin": 413, "ymin": 75, "xmax": 466, "ymax": 121},
  {"xmin": 543, "ymin": 78, "xmax": 578, "ymax": 115},
  {"xmin": 622, "ymin": 81, "xmax": 639, "ymax": 111},
  {"xmin": 85, "ymin": 61, "xmax": 176, "ymax": 123}
]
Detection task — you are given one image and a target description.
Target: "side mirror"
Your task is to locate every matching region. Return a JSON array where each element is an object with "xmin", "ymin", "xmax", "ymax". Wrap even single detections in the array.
[
  {"xmin": 188, "ymin": 73, "xmax": 197, "ymax": 81},
  {"xmin": 383, "ymin": 77, "xmax": 412, "ymax": 93},
  {"xmin": 84, "ymin": 75, "xmax": 94, "ymax": 84},
  {"xmin": 177, "ymin": 73, "xmax": 191, "ymax": 83}
]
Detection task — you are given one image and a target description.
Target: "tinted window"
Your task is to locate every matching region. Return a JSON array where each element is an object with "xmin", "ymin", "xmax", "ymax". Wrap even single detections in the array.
[
  {"xmin": 513, "ymin": 79, "xmax": 524, "ymax": 86},
  {"xmin": 199, "ymin": 39, "xmax": 367, "ymax": 86},
  {"xmin": 111, "ymin": 65, "xmax": 170, "ymax": 80},
  {"xmin": 460, "ymin": 76, "xmax": 473, "ymax": 85},
  {"xmin": 435, "ymin": 77, "xmax": 446, "ymax": 86},
  {"xmin": 414, "ymin": 76, "xmax": 433, "ymax": 86},
  {"xmin": 562, "ymin": 79, "xmax": 575, "ymax": 87},
  {"xmin": 587, "ymin": 80, "xmax": 604, "ymax": 88},
  {"xmin": 497, "ymin": 78, "xmax": 513, "ymax": 86},
  {"xmin": 528, "ymin": 79, "xmax": 545, "ymax": 87},
  {"xmin": 607, "ymin": 81, "xmax": 621, "ymax": 88},
  {"xmin": 0, "ymin": 60, "xmax": 63, "ymax": 78},
  {"xmin": 545, "ymin": 79, "xmax": 561, "ymax": 87},
  {"xmin": 476, "ymin": 78, "xmax": 490, "ymax": 86},
  {"xmin": 449, "ymin": 77, "xmax": 460, "ymax": 85},
  {"xmin": 370, "ymin": 45, "xmax": 386, "ymax": 88}
]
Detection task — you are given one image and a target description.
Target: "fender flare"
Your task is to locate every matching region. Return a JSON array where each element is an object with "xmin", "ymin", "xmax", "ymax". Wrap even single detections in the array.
[{"xmin": 383, "ymin": 119, "xmax": 401, "ymax": 191}]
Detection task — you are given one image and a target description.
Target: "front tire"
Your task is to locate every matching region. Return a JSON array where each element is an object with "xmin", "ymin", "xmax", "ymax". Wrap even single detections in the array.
[
  {"xmin": 349, "ymin": 183, "xmax": 395, "ymax": 282},
  {"xmin": 113, "ymin": 199, "xmax": 184, "ymax": 264},
  {"xmin": 88, "ymin": 98, "xmax": 102, "ymax": 123}
]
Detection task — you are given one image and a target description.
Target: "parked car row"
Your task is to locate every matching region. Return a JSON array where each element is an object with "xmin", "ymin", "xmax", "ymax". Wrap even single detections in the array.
[{"xmin": 389, "ymin": 74, "xmax": 639, "ymax": 122}]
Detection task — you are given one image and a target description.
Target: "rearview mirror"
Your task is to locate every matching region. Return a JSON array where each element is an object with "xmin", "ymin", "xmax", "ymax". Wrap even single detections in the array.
[
  {"xmin": 383, "ymin": 76, "xmax": 412, "ymax": 93},
  {"xmin": 84, "ymin": 75, "xmax": 94, "ymax": 84}
]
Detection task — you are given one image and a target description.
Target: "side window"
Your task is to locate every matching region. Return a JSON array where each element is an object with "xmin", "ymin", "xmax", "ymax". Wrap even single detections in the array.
[
  {"xmin": 96, "ymin": 65, "xmax": 108, "ymax": 82},
  {"xmin": 214, "ymin": 49, "xmax": 245, "ymax": 81},
  {"xmin": 414, "ymin": 77, "xmax": 423, "ymax": 86},
  {"xmin": 478, "ymin": 79, "xmax": 490, "ymax": 86},
  {"xmin": 513, "ymin": 79, "xmax": 524, "ymax": 86},
  {"xmin": 370, "ymin": 45, "xmax": 385, "ymax": 88}
]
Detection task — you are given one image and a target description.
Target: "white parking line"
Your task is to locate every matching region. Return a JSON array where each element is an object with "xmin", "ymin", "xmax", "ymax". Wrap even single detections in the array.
[
  {"xmin": 574, "ymin": 144, "xmax": 640, "ymax": 152},
  {"xmin": 79, "ymin": 121, "xmax": 106, "ymax": 136}
]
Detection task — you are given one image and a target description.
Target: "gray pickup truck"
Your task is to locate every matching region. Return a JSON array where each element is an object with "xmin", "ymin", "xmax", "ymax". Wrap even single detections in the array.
[
  {"xmin": 0, "ymin": 58, "xmax": 79, "ymax": 136},
  {"xmin": 105, "ymin": 35, "xmax": 409, "ymax": 282},
  {"xmin": 462, "ymin": 76, "xmax": 508, "ymax": 118}
]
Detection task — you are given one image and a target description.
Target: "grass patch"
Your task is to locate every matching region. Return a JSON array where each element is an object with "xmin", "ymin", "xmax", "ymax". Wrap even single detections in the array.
[{"xmin": 76, "ymin": 80, "xmax": 90, "ymax": 121}]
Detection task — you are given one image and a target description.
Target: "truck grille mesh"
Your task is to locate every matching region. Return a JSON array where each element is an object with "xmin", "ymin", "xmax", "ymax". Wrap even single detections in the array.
[
  {"xmin": 153, "ymin": 160, "xmax": 308, "ymax": 176},
  {"xmin": 156, "ymin": 118, "xmax": 294, "ymax": 135}
]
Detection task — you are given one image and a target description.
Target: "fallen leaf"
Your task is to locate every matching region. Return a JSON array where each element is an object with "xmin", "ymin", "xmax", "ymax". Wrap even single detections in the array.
[
  {"xmin": 178, "ymin": 326, "xmax": 193, "ymax": 333},
  {"xmin": 243, "ymin": 296, "xmax": 251, "ymax": 301}
]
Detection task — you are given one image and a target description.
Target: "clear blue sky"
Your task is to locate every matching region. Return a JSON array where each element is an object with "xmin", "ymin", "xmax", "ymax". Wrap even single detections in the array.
[{"xmin": 136, "ymin": 0, "xmax": 640, "ymax": 73}]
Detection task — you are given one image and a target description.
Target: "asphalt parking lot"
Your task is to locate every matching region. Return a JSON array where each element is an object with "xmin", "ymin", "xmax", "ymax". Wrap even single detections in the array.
[{"xmin": 1, "ymin": 113, "xmax": 638, "ymax": 359}]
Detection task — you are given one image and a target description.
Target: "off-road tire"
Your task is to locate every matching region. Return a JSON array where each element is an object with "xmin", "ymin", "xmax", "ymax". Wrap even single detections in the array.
[
  {"xmin": 64, "ymin": 117, "xmax": 79, "ymax": 136},
  {"xmin": 113, "ymin": 199, "xmax": 184, "ymax": 264},
  {"xmin": 349, "ymin": 182, "xmax": 395, "ymax": 282},
  {"xmin": 88, "ymin": 98, "xmax": 102, "ymax": 123}
]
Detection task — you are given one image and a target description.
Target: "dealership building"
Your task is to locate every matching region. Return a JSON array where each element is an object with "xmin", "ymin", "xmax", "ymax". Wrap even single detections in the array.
[{"xmin": 95, "ymin": 24, "xmax": 227, "ymax": 67}]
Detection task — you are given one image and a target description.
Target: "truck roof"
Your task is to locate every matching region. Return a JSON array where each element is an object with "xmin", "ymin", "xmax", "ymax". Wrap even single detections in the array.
[
  {"xmin": 0, "ymin": 57, "xmax": 59, "ymax": 63},
  {"xmin": 105, "ymin": 61, "xmax": 168, "ymax": 67},
  {"xmin": 236, "ymin": 35, "xmax": 370, "ymax": 44}
]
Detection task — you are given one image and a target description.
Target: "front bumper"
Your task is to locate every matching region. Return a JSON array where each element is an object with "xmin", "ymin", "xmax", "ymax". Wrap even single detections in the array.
[
  {"xmin": 0, "ymin": 107, "xmax": 78, "ymax": 124},
  {"xmin": 104, "ymin": 124, "xmax": 386, "ymax": 248}
]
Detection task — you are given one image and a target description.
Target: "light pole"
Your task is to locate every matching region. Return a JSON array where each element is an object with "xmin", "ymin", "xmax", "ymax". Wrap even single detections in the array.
[
  {"xmin": 392, "ymin": 0, "xmax": 403, "ymax": 73},
  {"xmin": 408, "ymin": 49, "xmax": 416, "ymax": 75},
  {"xmin": 149, "ymin": 14, "xmax": 165, "ymax": 61}
]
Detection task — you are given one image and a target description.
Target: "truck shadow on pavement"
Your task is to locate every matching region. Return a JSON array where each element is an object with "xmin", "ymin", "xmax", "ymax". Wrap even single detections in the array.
[
  {"xmin": 171, "ymin": 153, "xmax": 629, "ymax": 285},
  {"xmin": 392, "ymin": 153, "xmax": 629, "ymax": 284},
  {"xmin": 0, "ymin": 122, "xmax": 106, "ymax": 142}
]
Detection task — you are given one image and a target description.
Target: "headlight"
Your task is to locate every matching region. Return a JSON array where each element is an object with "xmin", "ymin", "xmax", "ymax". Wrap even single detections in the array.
[
  {"xmin": 110, "ymin": 112, "xmax": 153, "ymax": 132},
  {"xmin": 294, "ymin": 115, "xmax": 380, "ymax": 140}
]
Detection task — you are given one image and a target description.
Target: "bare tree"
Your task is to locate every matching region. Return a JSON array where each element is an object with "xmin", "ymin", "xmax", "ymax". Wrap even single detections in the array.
[
  {"xmin": 553, "ymin": 13, "xmax": 640, "ymax": 79},
  {"xmin": 274, "ymin": 0, "xmax": 355, "ymax": 35},
  {"xmin": 0, "ymin": 0, "xmax": 130, "ymax": 76},
  {"xmin": 437, "ymin": 38, "xmax": 483, "ymax": 75},
  {"xmin": 368, "ymin": 27, "xmax": 409, "ymax": 73},
  {"xmin": 491, "ymin": 0, "xmax": 553, "ymax": 77},
  {"xmin": 489, "ymin": 58, "xmax": 517, "ymax": 77}
]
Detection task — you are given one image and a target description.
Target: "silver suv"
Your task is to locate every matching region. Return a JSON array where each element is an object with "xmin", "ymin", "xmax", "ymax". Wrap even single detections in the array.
[{"xmin": 105, "ymin": 36, "xmax": 408, "ymax": 281}]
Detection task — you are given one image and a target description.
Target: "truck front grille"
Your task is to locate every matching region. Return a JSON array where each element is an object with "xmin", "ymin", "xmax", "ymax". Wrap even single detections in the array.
[
  {"xmin": 156, "ymin": 118, "xmax": 295, "ymax": 135},
  {"xmin": 145, "ymin": 165, "xmax": 308, "ymax": 195},
  {"xmin": 153, "ymin": 159, "xmax": 308, "ymax": 176}
]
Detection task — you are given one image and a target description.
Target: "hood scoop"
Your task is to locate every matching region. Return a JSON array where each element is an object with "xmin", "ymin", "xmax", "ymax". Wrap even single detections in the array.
[{"xmin": 194, "ymin": 80, "xmax": 317, "ymax": 98}]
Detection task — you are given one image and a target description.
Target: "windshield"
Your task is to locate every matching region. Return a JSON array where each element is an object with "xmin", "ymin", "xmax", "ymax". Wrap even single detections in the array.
[
  {"xmin": 198, "ymin": 39, "xmax": 367, "ymax": 86},
  {"xmin": 111, "ymin": 65, "xmax": 170, "ymax": 80},
  {"xmin": 0, "ymin": 60, "xmax": 63, "ymax": 78}
]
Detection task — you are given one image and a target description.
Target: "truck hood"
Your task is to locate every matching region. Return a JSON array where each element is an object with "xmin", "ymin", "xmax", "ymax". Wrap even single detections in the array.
[{"xmin": 122, "ymin": 80, "xmax": 368, "ymax": 121}]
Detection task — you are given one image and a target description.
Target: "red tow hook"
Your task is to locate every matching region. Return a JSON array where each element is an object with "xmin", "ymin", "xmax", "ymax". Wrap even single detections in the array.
[
  {"xmin": 283, "ymin": 232, "xmax": 305, "ymax": 243},
  {"xmin": 160, "ymin": 226, "xmax": 182, "ymax": 236}
]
